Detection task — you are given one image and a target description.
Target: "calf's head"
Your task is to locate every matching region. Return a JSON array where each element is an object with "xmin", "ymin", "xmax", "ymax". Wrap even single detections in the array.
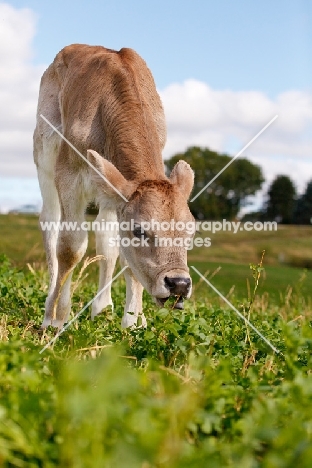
[{"xmin": 87, "ymin": 150, "xmax": 195, "ymax": 309}]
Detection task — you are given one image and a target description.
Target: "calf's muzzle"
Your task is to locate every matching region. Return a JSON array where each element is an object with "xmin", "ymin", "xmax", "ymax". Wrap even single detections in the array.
[{"xmin": 164, "ymin": 276, "xmax": 191, "ymax": 296}]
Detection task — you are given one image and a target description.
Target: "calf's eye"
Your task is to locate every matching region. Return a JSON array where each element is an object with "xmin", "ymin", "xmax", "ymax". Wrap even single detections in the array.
[{"xmin": 133, "ymin": 225, "xmax": 146, "ymax": 239}]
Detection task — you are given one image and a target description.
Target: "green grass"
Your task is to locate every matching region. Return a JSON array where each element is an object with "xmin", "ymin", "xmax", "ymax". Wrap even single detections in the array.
[
  {"xmin": 1, "ymin": 214, "xmax": 312, "ymax": 465},
  {"xmin": 0, "ymin": 253, "xmax": 312, "ymax": 467}
]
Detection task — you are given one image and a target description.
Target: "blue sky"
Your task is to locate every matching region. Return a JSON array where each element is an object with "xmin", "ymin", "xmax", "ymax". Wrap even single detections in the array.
[
  {"xmin": 9, "ymin": 0, "xmax": 312, "ymax": 94},
  {"xmin": 0, "ymin": 0, "xmax": 311, "ymax": 212}
]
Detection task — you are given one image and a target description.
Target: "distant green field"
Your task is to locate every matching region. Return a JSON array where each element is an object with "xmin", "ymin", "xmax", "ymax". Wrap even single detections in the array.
[
  {"xmin": 1, "ymin": 214, "xmax": 311, "ymax": 304},
  {"xmin": 191, "ymin": 261, "xmax": 312, "ymax": 305},
  {"xmin": 188, "ymin": 223, "xmax": 312, "ymax": 268}
]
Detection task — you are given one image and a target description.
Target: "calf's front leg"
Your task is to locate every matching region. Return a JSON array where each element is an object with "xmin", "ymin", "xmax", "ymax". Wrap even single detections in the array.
[{"xmin": 120, "ymin": 253, "xmax": 146, "ymax": 328}]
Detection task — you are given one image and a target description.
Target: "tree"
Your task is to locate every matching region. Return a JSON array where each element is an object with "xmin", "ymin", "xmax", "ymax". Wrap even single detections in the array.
[
  {"xmin": 293, "ymin": 180, "xmax": 312, "ymax": 225},
  {"xmin": 165, "ymin": 146, "xmax": 264, "ymax": 219},
  {"xmin": 265, "ymin": 175, "xmax": 296, "ymax": 224}
]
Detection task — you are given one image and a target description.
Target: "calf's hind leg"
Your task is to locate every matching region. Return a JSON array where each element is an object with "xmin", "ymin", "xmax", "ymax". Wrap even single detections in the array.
[
  {"xmin": 91, "ymin": 208, "xmax": 119, "ymax": 319},
  {"xmin": 42, "ymin": 171, "xmax": 88, "ymax": 328}
]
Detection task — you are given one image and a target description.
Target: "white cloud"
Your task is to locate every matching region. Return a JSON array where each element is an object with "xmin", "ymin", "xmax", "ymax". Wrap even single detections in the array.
[
  {"xmin": 0, "ymin": 3, "xmax": 45, "ymax": 177},
  {"xmin": 160, "ymin": 80, "xmax": 312, "ymax": 193}
]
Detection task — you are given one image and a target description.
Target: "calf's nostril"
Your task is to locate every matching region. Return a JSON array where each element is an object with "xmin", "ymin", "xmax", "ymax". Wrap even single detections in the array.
[
  {"xmin": 164, "ymin": 276, "xmax": 175, "ymax": 289},
  {"xmin": 164, "ymin": 276, "xmax": 191, "ymax": 296}
]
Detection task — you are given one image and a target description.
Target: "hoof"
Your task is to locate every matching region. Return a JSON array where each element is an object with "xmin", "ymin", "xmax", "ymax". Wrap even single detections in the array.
[
  {"xmin": 121, "ymin": 313, "xmax": 147, "ymax": 329},
  {"xmin": 41, "ymin": 318, "xmax": 65, "ymax": 329},
  {"xmin": 91, "ymin": 302, "xmax": 114, "ymax": 320}
]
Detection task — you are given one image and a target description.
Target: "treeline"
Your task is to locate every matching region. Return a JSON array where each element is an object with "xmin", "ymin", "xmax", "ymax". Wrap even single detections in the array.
[
  {"xmin": 166, "ymin": 146, "xmax": 312, "ymax": 224},
  {"xmin": 261, "ymin": 175, "xmax": 312, "ymax": 225}
]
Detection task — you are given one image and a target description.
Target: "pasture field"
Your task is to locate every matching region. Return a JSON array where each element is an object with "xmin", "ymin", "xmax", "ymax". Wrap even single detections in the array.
[
  {"xmin": 0, "ymin": 214, "xmax": 312, "ymax": 466},
  {"xmin": 1, "ymin": 213, "xmax": 312, "ymax": 302}
]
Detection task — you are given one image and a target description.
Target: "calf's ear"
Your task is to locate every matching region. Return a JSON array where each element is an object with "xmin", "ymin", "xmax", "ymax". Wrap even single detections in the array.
[
  {"xmin": 87, "ymin": 150, "xmax": 135, "ymax": 203},
  {"xmin": 169, "ymin": 160, "xmax": 194, "ymax": 200}
]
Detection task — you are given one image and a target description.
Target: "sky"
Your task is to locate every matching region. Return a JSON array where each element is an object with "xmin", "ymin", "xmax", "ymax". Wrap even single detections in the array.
[{"xmin": 0, "ymin": 0, "xmax": 311, "ymax": 212}]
